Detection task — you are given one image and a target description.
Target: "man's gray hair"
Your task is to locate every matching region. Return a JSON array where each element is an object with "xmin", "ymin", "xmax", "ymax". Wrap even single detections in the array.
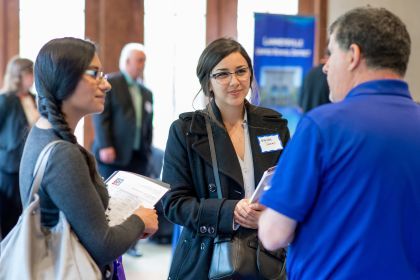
[{"xmin": 119, "ymin": 42, "xmax": 146, "ymax": 72}]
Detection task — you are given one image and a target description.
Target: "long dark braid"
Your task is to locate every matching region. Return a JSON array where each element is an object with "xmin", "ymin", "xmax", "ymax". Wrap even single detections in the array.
[{"xmin": 35, "ymin": 37, "xmax": 102, "ymax": 184}]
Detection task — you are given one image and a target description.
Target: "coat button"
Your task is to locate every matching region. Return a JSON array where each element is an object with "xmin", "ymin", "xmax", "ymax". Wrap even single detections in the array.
[
  {"xmin": 208, "ymin": 183, "xmax": 216, "ymax": 192},
  {"xmin": 208, "ymin": 226, "xmax": 215, "ymax": 234},
  {"xmin": 199, "ymin": 226, "xmax": 207, "ymax": 233}
]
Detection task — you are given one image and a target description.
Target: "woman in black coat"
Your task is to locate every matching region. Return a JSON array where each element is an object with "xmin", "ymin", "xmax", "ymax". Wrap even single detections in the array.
[
  {"xmin": 162, "ymin": 38, "xmax": 290, "ymax": 279},
  {"xmin": 0, "ymin": 57, "xmax": 38, "ymax": 239}
]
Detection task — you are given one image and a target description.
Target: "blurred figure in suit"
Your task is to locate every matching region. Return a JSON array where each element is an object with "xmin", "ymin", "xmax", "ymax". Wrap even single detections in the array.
[
  {"xmin": 92, "ymin": 43, "xmax": 153, "ymax": 179},
  {"xmin": 298, "ymin": 51, "xmax": 330, "ymax": 113}
]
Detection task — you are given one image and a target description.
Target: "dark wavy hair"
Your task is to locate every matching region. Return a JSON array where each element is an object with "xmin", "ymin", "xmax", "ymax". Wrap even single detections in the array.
[
  {"xmin": 330, "ymin": 6, "xmax": 410, "ymax": 76},
  {"xmin": 196, "ymin": 37, "xmax": 259, "ymax": 105},
  {"xmin": 34, "ymin": 37, "xmax": 101, "ymax": 183}
]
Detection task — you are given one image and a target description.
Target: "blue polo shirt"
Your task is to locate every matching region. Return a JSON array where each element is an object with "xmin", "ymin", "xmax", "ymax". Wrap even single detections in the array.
[{"xmin": 261, "ymin": 80, "xmax": 420, "ymax": 279}]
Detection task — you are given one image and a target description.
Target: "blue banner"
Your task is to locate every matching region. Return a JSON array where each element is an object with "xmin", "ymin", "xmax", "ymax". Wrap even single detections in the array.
[{"xmin": 253, "ymin": 13, "xmax": 315, "ymax": 135}]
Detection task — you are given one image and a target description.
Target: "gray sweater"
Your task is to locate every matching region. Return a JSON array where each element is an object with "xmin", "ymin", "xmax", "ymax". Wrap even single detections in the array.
[{"xmin": 19, "ymin": 126, "xmax": 145, "ymax": 273}]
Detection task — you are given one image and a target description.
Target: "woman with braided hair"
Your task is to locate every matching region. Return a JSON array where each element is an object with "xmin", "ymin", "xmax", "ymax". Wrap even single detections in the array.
[{"xmin": 19, "ymin": 37, "xmax": 158, "ymax": 279}]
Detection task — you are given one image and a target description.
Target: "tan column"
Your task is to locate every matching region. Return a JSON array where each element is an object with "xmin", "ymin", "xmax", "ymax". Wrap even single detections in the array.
[
  {"xmin": 206, "ymin": 0, "xmax": 238, "ymax": 45},
  {"xmin": 85, "ymin": 0, "xmax": 144, "ymax": 73},
  {"xmin": 299, "ymin": 0, "xmax": 328, "ymax": 64},
  {"xmin": 0, "ymin": 0, "xmax": 19, "ymax": 87}
]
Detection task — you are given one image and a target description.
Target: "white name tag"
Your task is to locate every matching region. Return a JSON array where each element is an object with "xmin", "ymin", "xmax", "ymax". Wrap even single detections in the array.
[
  {"xmin": 258, "ymin": 134, "xmax": 283, "ymax": 153},
  {"xmin": 144, "ymin": 101, "xmax": 153, "ymax": 114}
]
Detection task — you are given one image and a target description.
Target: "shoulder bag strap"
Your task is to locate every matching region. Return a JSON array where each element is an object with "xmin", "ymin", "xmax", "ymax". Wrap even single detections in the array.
[
  {"xmin": 26, "ymin": 140, "xmax": 67, "ymax": 207},
  {"xmin": 205, "ymin": 116, "xmax": 223, "ymax": 199}
]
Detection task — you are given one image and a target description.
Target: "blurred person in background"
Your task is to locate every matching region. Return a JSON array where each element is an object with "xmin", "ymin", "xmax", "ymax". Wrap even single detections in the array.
[
  {"xmin": 92, "ymin": 43, "xmax": 153, "ymax": 180},
  {"xmin": 0, "ymin": 56, "xmax": 38, "ymax": 240},
  {"xmin": 298, "ymin": 50, "xmax": 330, "ymax": 113}
]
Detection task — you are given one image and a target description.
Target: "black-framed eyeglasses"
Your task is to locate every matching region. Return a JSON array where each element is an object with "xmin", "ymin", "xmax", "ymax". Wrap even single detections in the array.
[
  {"xmin": 210, "ymin": 67, "xmax": 250, "ymax": 85},
  {"xmin": 84, "ymin": 69, "xmax": 107, "ymax": 82}
]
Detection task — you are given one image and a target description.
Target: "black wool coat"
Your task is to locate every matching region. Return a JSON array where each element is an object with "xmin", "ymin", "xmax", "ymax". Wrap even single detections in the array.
[
  {"xmin": 162, "ymin": 101, "xmax": 290, "ymax": 280},
  {"xmin": 0, "ymin": 92, "xmax": 34, "ymax": 173}
]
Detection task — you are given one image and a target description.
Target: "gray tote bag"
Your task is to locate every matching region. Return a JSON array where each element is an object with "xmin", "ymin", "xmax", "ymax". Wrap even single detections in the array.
[{"xmin": 0, "ymin": 140, "xmax": 101, "ymax": 280}]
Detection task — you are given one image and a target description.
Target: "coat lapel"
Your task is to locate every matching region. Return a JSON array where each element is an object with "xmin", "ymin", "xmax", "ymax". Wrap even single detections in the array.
[
  {"xmin": 188, "ymin": 102, "xmax": 285, "ymax": 193},
  {"xmin": 247, "ymin": 102, "xmax": 285, "ymax": 185},
  {"xmin": 212, "ymin": 126, "xmax": 244, "ymax": 188},
  {"xmin": 189, "ymin": 109, "xmax": 244, "ymax": 189}
]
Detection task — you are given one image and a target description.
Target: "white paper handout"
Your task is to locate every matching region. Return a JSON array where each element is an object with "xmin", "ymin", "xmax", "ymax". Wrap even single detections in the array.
[
  {"xmin": 105, "ymin": 171, "xmax": 169, "ymax": 226},
  {"xmin": 249, "ymin": 165, "xmax": 277, "ymax": 203}
]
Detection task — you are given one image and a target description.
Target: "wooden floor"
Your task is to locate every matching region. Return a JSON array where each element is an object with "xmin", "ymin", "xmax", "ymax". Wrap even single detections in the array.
[{"xmin": 123, "ymin": 239, "xmax": 172, "ymax": 280}]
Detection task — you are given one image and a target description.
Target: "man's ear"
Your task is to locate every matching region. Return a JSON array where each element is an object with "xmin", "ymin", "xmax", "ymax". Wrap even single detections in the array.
[{"xmin": 347, "ymin": 43, "xmax": 362, "ymax": 71}]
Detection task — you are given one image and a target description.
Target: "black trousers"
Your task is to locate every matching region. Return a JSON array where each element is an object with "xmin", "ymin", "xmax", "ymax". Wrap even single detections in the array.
[{"xmin": 0, "ymin": 171, "xmax": 22, "ymax": 240}]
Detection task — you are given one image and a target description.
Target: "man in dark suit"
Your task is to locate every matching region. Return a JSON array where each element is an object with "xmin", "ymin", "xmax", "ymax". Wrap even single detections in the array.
[
  {"xmin": 92, "ymin": 43, "xmax": 153, "ymax": 180},
  {"xmin": 298, "ymin": 53, "xmax": 330, "ymax": 113}
]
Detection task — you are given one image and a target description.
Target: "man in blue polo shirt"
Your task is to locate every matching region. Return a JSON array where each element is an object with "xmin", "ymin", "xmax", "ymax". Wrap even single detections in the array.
[{"xmin": 258, "ymin": 6, "xmax": 420, "ymax": 279}]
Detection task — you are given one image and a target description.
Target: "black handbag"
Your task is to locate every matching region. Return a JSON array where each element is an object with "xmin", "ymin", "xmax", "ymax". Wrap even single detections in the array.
[{"xmin": 205, "ymin": 117, "xmax": 286, "ymax": 280}]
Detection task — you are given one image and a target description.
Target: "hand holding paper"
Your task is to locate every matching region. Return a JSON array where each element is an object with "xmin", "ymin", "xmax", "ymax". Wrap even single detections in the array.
[
  {"xmin": 133, "ymin": 206, "xmax": 158, "ymax": 238},
  {"xmin": 232, "ymin": 166, "xmax": 276, "ymax": 230},
  {"xmin": 249, "ymin": 165, "xmax": 277, "ymax": 203},
  {"xmin": 105, "ymin": 171, "xmax": 169, "ymax": 226},
  {"xmin": 234, "ymin": 199, "xmax": 266, "ymax": 229}
]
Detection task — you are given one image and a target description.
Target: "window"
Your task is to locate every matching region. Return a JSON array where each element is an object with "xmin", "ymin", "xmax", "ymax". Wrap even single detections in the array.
[
  {"xmin": 20, "ymin": 0, "xmax": 85, "ymax": 143},
  {"xmin": 20, "ymin": 0, "xmax": 85, "ymax": 62},
  {"xmin": 144, "ymin": 0, "xmax": 206, "ymax": 150}
]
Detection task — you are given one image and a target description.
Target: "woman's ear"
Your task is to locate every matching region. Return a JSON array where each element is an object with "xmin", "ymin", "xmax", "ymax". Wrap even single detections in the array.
[{"xmin": 208, "ymin": 81, "xmax": 214, "ymax": 97}]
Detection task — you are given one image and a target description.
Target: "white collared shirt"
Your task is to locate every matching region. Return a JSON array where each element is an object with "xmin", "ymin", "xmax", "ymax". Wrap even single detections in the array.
[{"xmin": 236, "ymin": 112, "xmax": 255, "ymax": 198}]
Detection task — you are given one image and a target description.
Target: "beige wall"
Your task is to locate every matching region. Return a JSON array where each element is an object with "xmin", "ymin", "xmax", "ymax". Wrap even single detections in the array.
[{"xmin": 328, "ymin": 0, "xmax": 420, "ymax": 101}]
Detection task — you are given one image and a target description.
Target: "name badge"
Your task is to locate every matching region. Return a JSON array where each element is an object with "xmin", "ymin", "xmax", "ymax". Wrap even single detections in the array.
[
  {"xmin": 258, "ymin": 134, "xmax": 283, "ymax": 153},
  {"xmin": 144, "ymin": 101, "xmax": 153, "ymax": 114}
]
